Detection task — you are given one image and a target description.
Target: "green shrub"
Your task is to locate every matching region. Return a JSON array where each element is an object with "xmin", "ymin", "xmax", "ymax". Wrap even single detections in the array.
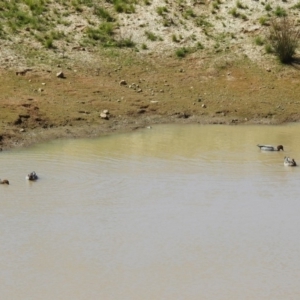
[
  {"xmin": 268, "ymin": 17, "xmax": 300, "ymax": 63},
  {"xmin": 274, "ymin": 6, "xmax": 287, "ymax": 17},
  {"xmin": 265, "ymin": 3, "xmax": 272, "ymax": 11},
  {"xmin": 175, "ymin": 47, "xmax": 189, "ymax": 58}
]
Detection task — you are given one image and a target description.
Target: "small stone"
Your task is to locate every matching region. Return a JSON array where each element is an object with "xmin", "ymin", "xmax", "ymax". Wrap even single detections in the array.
[
  {"xmin": 202, "ymin": 104, "xmax": 206, "ymax": 108},
  {"xmin": 119, "ymin": 80, "xmax": 127, "ymax": 86},
  {"xmin": 100, "ymin": 112, "xmax": 109, "ymax": 120},
  {"xmin": 56, "ymin": 71, "xmax": 65, "ymax": 78}
]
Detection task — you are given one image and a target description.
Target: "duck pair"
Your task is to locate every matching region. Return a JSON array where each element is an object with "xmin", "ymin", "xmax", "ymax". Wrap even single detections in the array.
[
  {"xmin": 0, "ymin": 171, "xmax": 38, "ymax": 185},
  {"xmin": 257, "ymin": 144, "xmax": 297, "ymax": 167}
]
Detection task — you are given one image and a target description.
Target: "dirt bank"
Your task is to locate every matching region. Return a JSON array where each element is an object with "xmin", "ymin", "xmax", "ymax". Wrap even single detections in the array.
[{"xmin": 1, "ymin": 53, "xmax": 300, "ymax": 150}]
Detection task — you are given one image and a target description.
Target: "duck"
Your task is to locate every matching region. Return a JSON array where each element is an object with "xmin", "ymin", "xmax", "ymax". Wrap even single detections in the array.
[
  {"xmin": 257, "ymin": 144, "xmax": 284, "ymax": 151},
  {"xmin": 26, "ymin": 171, "xmax": 38, "ymax": 181},
  {"xmin": 0, "ymin": 179, "xmax": 9, "ymax": 185},
  {"xmin": 284, "ymin": 157, "xmax": 297, "ymax": 167}
]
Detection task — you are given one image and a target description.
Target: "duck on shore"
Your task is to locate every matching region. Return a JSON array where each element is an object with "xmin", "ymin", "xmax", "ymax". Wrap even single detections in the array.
[
  {"xmin": 257, "ymin": 144, "xmax": 284, "ymax": 151},
  {"xmin": 0, "ymin": 179, "xmax": 9, "ymax": 185},
  {"xmin": 26, "ymin": 171, "xmax": 38, "ymax": 181},
  {"xmin": 284, "ymin": 157, "xmax": 297, "ymax": 167}
]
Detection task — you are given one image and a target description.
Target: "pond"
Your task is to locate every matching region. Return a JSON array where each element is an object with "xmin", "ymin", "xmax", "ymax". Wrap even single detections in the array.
[{"xmin": 1, "ymin": 124, "xmax": 300, "ymax": 299}]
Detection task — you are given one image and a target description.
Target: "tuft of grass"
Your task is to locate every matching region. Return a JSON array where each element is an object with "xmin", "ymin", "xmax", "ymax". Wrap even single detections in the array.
[
  {"xmin": 259, "ymin": 16, "xmax": 269, "ymax": 26},
  {"xmin": 195, "ymin": 15, "xmax": 213, "ymax": 27},
  {"xmin": 292, "ymin": 1, "xmax": 300, "ymax": 9},
  {"xmin": 183, "ymin": 8, "xmax": 196, "ymax": 19},
  {"xmin": 172, "ymin": 34, "xmax": 180, "ymax": 43},
  {"xmin": 274, "ymin": 6, "xmax": 287, "ymax": 17},
  {"xmin": 156, "ymin": 6, "xmax": 168, "ymax": 16},
  {"xmin": 265, "ymin": 3, "xmax": 272, "ymax": 11},
  {"xmin": 255, "ymin": 36, "xmax": 264, "ymax": 46},
  {"xmin": 265, "ymin": 44, "xmax": 273, "ymax": 53},
  {"xmin": 236, "ymin": 0, "xmax": 248, "ymax": 9},
  {"xmin": 229, "ymin": 8, "xmax": 239, "ymax": 18},
  {"xmin": 141, "ymin": 43, "xmax": 148, "ymax": 50},
  {"xmin": 94, "ymin": 6, "xmax": 115, "ymax": 22},
  {"xmin": 175, "ymin": 47, "xmax": 189, "ymax": 58},
  {"xmin": 145, "ymin": 31, "xmax": 158, "ymax": 41}
]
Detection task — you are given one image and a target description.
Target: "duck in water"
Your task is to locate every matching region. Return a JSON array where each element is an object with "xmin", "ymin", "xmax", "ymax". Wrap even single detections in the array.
[
  {"xmin": 284, "ymin": 157, "xmax": 297, "ymax": 167},
  {"xmin": 0, "ymin": 179, "xmax": 9, "ymax": 185},
  {"xmin": 26, "ymin": 171, "xmax": 38, "ymax": 181},
  {"xmin": 257, "ymin": 144, "xmax": 284, "ymax": 151}
]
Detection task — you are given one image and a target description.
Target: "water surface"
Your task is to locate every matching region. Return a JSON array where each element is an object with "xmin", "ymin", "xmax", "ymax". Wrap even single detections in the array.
[{"xmin": 1, "ymin": 124, "xmax": 300, "ymax": 299}]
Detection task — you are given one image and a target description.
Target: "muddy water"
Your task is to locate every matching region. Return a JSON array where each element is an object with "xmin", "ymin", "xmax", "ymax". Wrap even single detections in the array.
[{"xmin": 1, "ymin": 124, "xmax": 300, "ymax": 299}]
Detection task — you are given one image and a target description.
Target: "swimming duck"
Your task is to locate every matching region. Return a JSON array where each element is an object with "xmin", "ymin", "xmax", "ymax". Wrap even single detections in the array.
[
  {"xmin": 26, "ymin": 171, "xmax": 38, "ymax": 181},
  {"xmin": 257, "ymin": 144, "xmax": 284, "ymax": 151},
  {"xmin": 0, "ymin": 179, "xmax": 9, "ymax": 185},
  {"xmin": 284, "ymin": 157, "xmax": 297, "ymax": 167}
]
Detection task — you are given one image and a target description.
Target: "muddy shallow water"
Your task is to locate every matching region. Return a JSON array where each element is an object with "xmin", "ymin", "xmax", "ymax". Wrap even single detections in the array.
[{"xmin": 1, "ymin": 124, "xmax": 300, "ymax": 299}]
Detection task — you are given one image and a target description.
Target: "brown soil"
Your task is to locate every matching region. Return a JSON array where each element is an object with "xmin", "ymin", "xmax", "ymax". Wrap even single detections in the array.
[{"xmin": 1, "ymin": 52, "xmax": 300, "ymax": 150}]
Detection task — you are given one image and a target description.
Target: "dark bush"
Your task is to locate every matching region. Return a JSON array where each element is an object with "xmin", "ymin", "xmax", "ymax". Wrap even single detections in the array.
[{"xmin": 268, "ymin": 17, "xmax": 300, "ymax": 63}]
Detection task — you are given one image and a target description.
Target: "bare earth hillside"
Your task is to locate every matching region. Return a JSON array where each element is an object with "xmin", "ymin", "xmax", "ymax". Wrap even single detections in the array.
[{"xmin": 0, "ymin": 0, "xmax": 300, "ymax": 149}]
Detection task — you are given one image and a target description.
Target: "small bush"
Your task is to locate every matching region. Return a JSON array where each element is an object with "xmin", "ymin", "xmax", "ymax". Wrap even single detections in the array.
[
  {"xmin": 229, "ymin": 8, "xmax": 239, "ymax": 18},
  {"xmin": 265, "ymin": 44, "xmax": 273, "ymax": 53},
  {"xmin": 145, "ymin": 31, "xmax": 158, "ymax": 41},
  {"xmin": 44, "ymin": 37, "xmax": 54, "ymax": 49},
  {"xmin": 141, "ymin": 43, "xmax": 148, "ymax": 50},
  {"xmin": 183, "ymin": 8, "xmax": 196, "ymax": 19},
  {"xmin": 156, "ymin": 6, "xmax": 168, "ymax": 16},
  {"xmin": 268, "ymin": 17, "xmax": 300, "ymax": 63},
  {"xmin": 274, "ymin": 6, "xmax": 287, "ymax": 17},
  {"xmin": 292, "ymin": 1, "xmax": 300, "ymax": 9},
  {"xmin": 236, "ymin": 0, "xmax": 247, "ymax": 9},
  {"xmin": 94, "ymin": 6, "xmax": 115, "ymax": 22},
  {"xmin": 255, "ymin": 36, "xmax": 264, "ymax": 46},
  {"xmin": 259, "ymin": 16, "xmax": 269, "ymax": 26},
  {"xmin": 265, "ymin": 3, "xmax": 272, "ymax": 11},
  {"xmin": 115, "ymin": 38, "xmax": 135, "ymax": 48},
  {"xmin": 175, "ymin": 47, "xmax": 189, "ymax": 58},
  {"xmin": 172, "ymin": 34, "xmax": 179, "ymax": 42}
]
